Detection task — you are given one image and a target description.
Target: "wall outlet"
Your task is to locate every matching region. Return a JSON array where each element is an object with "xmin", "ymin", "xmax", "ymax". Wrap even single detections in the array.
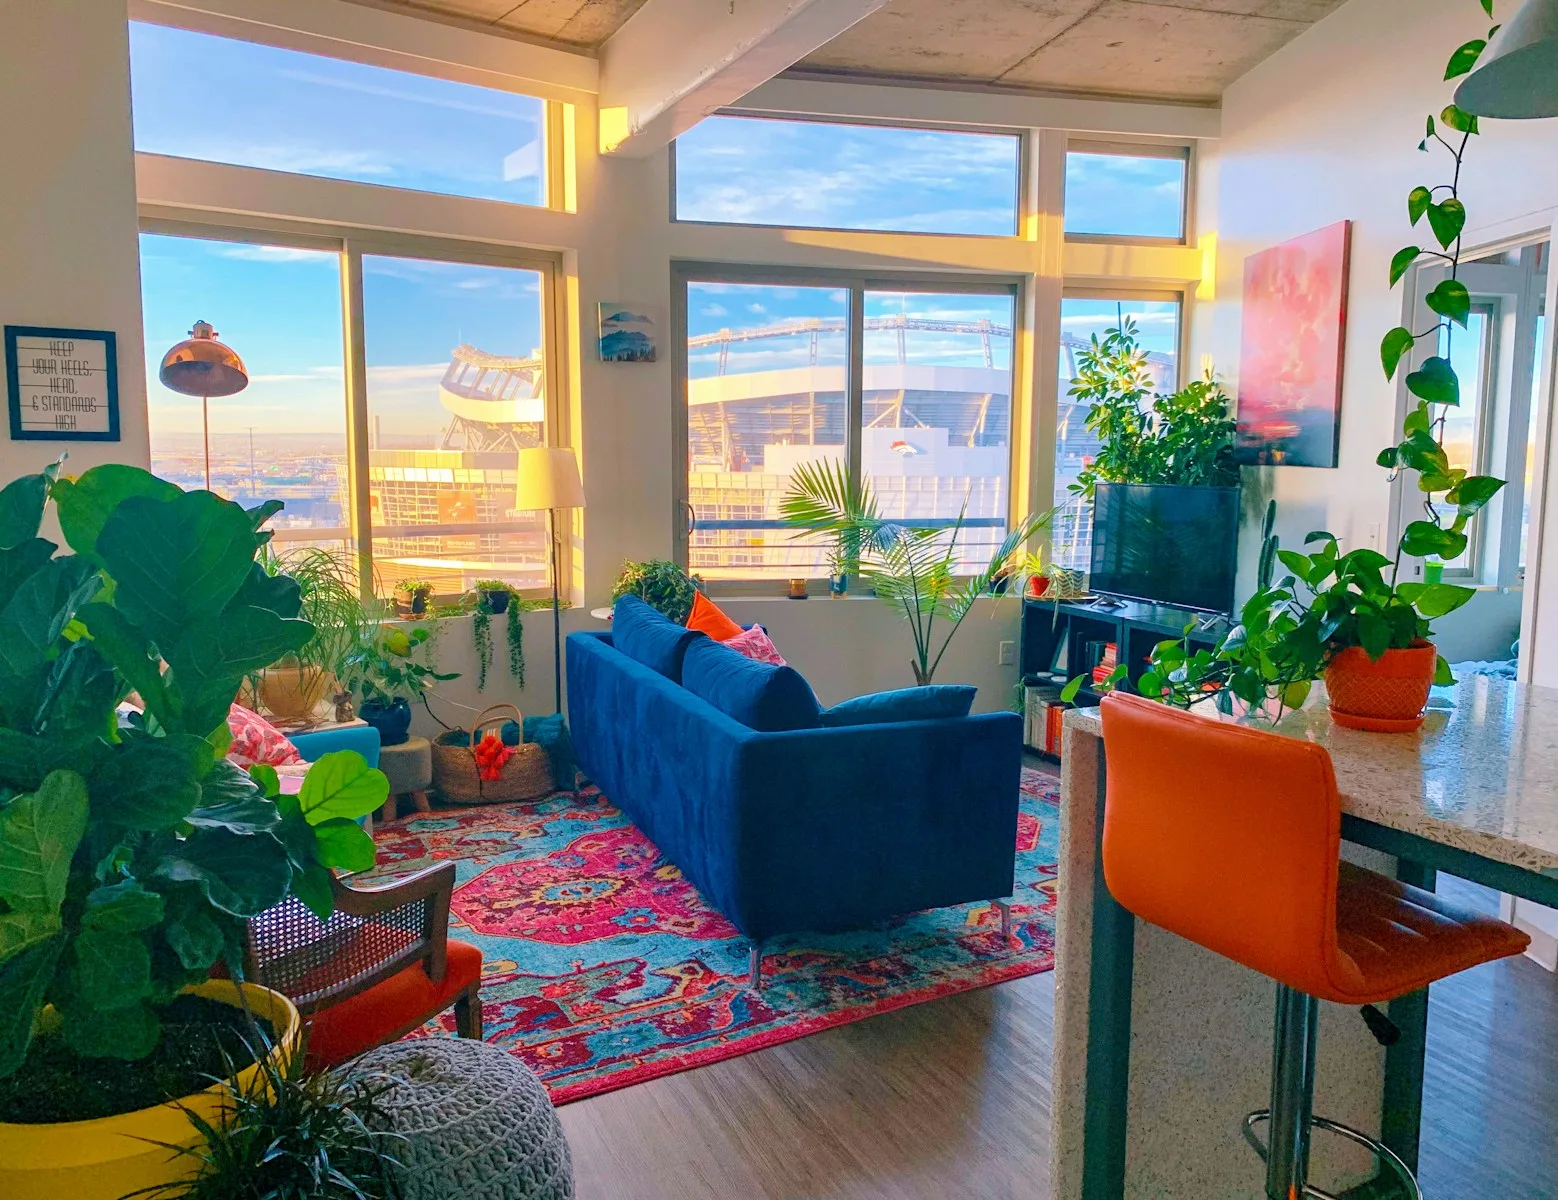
[{"xmin": 998, "ymin": 640, "xmax": 1016, "ymax": 666}]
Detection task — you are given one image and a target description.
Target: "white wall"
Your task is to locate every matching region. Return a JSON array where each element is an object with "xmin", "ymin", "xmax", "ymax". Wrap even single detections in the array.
[
  {"xmin": 1201, "ymin": 0, "xmax": 1558, "ymax": 636},
  {"xmin": 0, "ymin": 0, "xmax": 149, "ymax": 484}
]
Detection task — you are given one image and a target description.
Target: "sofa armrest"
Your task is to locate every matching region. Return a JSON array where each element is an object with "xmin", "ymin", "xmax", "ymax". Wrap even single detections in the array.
[{"xmin": 292, "ymin": 726, "xmax": 381, "ymax": 769}]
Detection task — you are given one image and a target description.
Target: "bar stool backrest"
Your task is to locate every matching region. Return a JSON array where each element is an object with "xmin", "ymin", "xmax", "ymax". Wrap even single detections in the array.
[{"xmin": 1099, "ymin": 692, "xmax": 1360, "ymax": 999}]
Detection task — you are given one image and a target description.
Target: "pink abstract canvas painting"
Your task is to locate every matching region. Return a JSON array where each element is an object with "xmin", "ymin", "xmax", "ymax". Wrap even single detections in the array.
[{"xmin": 1235, "ymin": 221, "xmax": 1352, "ymax": 468}]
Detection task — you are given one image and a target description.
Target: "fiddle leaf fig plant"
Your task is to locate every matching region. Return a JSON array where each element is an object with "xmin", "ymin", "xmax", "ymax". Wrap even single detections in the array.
[{"xmin": 0, "ymin": 463, "xmax": 389, "ymax": 1079}]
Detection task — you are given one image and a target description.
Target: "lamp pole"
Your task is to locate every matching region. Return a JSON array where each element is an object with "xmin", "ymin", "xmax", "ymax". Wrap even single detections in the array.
[{"xmin": 550, "ymin": 505, "xmax": 563, "ymax": 715}]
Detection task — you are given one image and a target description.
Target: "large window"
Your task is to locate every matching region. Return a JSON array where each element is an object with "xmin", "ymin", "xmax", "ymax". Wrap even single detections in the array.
[
  {"xmin": 681, "ymin": 275, "xmax": 1016, "ymax": 582},
  {"xmin": 1053, "ymin": 295, "xmax": 1183, "ymax": 571},
  {"xmin": 1064, "ymin": 145, "xmax": 1188, "ymax": 241},
  {"xmin": 674, "ymin": 116, "xmax": 1021, "ymax": 237},
  {"xmin": 1438, "ymin": 307, "xmax": 1494, "ymax": 576},
  {"xmin": 129, "ymin": 22, "xmax": 546, "ymax": 206},
  {"xmin": 140, "ymin": 227, "xmax": 559, "ymax": 596},
  {"xmin": 140, "ymin": 233, "xmax": 350, "ymax": 549}
]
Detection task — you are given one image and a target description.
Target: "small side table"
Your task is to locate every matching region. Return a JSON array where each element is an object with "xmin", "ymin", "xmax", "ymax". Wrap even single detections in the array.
[{"xmin": 378, "ymin": 735, "xmax": 433, "ymax": 823}]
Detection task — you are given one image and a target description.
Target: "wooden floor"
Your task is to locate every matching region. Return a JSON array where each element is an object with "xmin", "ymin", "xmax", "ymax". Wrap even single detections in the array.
[{"xmin": 559, "ymin": 819, "xmax": 1558, "ymax": 1199}]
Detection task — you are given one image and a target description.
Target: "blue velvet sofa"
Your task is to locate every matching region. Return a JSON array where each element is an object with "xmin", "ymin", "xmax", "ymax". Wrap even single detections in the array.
[
  {"xmin": 566, "ymin": 628, "xmax": 1023, "ymax": 956},
  {"xmin": 292, "ymin": 724, "xmax": 381, "ymax": 769}
]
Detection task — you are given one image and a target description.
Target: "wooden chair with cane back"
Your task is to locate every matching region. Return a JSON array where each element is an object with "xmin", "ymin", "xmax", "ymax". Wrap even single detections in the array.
[{"xmin": 244, "ymin": 862, "xmax": 484, "ymax": 1069}]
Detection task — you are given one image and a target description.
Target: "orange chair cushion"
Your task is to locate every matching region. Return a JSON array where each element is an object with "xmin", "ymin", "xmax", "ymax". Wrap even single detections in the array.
[
  {"xmin": 303, "ymin": 939, "xmax": 483, "ymax": 1069},
  {"xmin": 685, "ymin": 591, "xmax": 744, "ymax": 641},
  {"xmin": 1334, "ymin": 862, "xmax": 1529, "ymax": 1004}
]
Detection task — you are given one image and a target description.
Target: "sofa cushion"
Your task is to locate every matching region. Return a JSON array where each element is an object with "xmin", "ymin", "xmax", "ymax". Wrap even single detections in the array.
[
  {"xmin": 722, "ymin": 624, "xmax": 786, "ymax": 666},
  {"xmin": 820, "ymin": 685, "xmax": 977, "ymax": 728},
  {"xmin": 685, "ymin": 591, "xmax": 745, "ymax": 641},
  {"xmin": 613, "ymin": 594, "xmax": 702, "ymax": 681},
  {"xmin": 682, "ymin": 637, "xmax": 822, "ymax": 732}
]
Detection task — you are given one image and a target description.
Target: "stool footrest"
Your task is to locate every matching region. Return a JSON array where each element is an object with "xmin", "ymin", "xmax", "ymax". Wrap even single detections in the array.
[{"xmin": 1243, "ymin": 1110, "xmax": 1423, "ymax": 1200}]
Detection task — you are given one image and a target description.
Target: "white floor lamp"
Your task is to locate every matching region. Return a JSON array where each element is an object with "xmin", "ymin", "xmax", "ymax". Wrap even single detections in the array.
[{"xmin": 514, "ymin": 447, "xmax": 585, "ymax": 715}]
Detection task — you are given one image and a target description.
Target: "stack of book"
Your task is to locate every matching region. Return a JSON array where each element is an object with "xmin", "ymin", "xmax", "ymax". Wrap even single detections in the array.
[
  {"xmin": 1024, "ymin": 683, "xmax": 1066, "ymax": 757},
  {"xmin": 1090, "ymin": 642, "xmax": 1119, "ymax": 686}
]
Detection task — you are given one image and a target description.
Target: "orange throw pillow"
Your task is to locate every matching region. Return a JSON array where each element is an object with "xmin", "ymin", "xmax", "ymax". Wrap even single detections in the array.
[{"xmin": 685, "ymin": 591, "xmax": 744, "ymax": 641}]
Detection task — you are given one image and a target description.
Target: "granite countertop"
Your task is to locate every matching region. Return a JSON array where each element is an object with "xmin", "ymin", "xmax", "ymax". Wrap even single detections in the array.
[{"xmin": 1065, "ymin": 676, "xmax": 1558, "ymax": 877}]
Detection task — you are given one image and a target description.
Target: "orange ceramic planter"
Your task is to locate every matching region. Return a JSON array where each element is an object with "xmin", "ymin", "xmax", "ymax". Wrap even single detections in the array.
[
  {"xmin": 0, "ymin": 980, "xmax": 300, "ymax": 1200},
  {"xmin": 1324, "ymin": 640, "xmax": 1437, "ymax": 732}
]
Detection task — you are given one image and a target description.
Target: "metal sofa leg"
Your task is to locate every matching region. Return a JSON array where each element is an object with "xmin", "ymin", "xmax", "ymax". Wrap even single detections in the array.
[
  {"xmin": 995, "ymin": 898, "xmax": 1013, "ymax": 943},
  {"xmin": 749, "ymin": 942, "xmax": 763, "ymax": 990},
  {"xmin": 454, "ymin": 984, "xmax": 483, "ymax": 1040}
]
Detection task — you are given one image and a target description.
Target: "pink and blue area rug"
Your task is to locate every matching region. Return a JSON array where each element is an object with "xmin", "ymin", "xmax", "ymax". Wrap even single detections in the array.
[{"xmin": 369, "ymin": 766, "xmax": 1060, "ymax": 1104}]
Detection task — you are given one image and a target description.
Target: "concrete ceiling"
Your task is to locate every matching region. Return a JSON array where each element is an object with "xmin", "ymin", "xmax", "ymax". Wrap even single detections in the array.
[{"xmin": 357, "ymin": 0, "xmax": 1346, "ymax": 103}]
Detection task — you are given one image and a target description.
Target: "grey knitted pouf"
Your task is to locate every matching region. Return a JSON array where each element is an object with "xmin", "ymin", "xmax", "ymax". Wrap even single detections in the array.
[{"xmin": 348, "ymin": 1038, "xmax": 574, "ymax": 1200}]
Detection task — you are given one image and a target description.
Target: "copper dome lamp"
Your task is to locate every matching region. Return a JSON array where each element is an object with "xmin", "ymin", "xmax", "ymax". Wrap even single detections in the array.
[{"xmin": 158, "ymin": 320, "xmax": 249, "ymax": 490}]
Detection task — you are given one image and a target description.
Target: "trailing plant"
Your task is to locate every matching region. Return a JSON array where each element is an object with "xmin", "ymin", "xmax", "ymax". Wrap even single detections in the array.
[
  {"xmin": 131, "ymin": 1030, "xmax": 404, "ymax": 1200},
  {"xmin": 611, "ymin": 559, "xmax": 703, "ymax": 623},
  {"xmin": 0, "ymin": 463, "xmax": 389, "ymax": 1081},
  {"xmin": 778, "ymin": 458, "xmax": 885, "ymax": 579},
  {"xmin": 1068, "ymin": 319, "xmax": 1239, "ymax": 501},
  {"xmin": 342, "ymin": 622, "xmax": 457, "ymax": 709},
  {"xmin": 1110, "ymin": 5, "xmax": 1506, "ymax": 720},
  {"xmin": 507, "ymin": 601, "xmax": 525, "ymax": 688},
  {"xmin": 473, "ymin": 608, "xmax": 493, "ymax": 691}
]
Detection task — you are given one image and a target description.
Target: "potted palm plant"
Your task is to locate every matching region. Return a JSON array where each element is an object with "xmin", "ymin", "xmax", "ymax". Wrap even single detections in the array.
[
  {"xmin": 779, "ymin": 458, "xmax": 880, "ymax": 599},
  {"xmin": 0, "ymin": 462, "xmax": 389, "ymax": 1200},
  {"xmin": 256, "ymin": 546, "xmax": 367, "ymax": 723}
]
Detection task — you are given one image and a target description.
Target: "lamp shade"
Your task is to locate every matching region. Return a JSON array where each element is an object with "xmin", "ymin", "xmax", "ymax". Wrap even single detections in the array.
[
  {"xmin": 514, "ymin": 447, "xmax": 585, "ymax": 511},
  {"xmin": 1455, "ymin": 0, "xmax": 1558, "ymax": 118},
  {"xmin": 159, "ymin": 320, "xmax": 249, "ymax": 398}
]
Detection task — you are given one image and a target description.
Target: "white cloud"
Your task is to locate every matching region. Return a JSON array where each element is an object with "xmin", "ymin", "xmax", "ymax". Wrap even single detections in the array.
[
  {"xmin": 277, "ymin": 68, "xmax": 539, "ymax": 126},
  {"xmin": 700, "ymin": 303, "xmax": 728, "ymax": 318},
  {"xmin": 366, "ymin": 362, "xmax": 449, "ymax": 384},
  {"xmin": 217, "ymin": 245, "xmax": 333, "ymax": 264},
  {"xmin": 747, "ymin": 303, "xmax": 767, "ymax": 315}
]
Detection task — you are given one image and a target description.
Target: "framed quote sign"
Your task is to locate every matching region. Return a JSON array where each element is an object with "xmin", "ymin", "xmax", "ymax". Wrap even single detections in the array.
[{"xmin": 5, "ymin": 325, "xmax": 120, "ymax": 442}]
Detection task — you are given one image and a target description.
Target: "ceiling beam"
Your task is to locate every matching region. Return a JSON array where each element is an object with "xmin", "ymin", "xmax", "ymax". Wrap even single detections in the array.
[{"xmin": 598, "ymin": 0, "xmax": 886, "ymax": 157}]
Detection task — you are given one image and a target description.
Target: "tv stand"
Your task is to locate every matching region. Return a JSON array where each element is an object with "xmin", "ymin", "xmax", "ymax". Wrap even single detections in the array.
[{"xmin": 1018, "ymin": 596, "xmax": 1231, "ymax": 755}]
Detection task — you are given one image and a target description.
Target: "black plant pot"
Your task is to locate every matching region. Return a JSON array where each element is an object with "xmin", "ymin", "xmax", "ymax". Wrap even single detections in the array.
[
  {"xmin": 479, "ymin": 588, "xmax": 510, "ymax": 614},
  {"xmin": 360, "ymin": 697, "xmax": 413, "ymax": 746}
]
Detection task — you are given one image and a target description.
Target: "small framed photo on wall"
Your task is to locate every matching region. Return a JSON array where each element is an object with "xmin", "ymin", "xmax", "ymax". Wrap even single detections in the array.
[
  {"xmin": 5, "ymin": 325, "xmax": 121, "ymax": 441},
  {"xmin": 597, "ymin": 303, "xmax": 658, "ymax": 363}
]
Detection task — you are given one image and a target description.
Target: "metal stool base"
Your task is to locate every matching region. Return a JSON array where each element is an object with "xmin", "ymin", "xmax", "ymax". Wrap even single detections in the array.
[{"xmin": 1243, "ymin": 1110, "xmax": 1423, "ymax": 1200}]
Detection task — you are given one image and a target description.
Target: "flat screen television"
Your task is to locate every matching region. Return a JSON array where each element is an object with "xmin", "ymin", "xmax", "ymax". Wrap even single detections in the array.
[{"xmin": 1089, "ymin": 483, "xmax": 1240, "ymax": 614}]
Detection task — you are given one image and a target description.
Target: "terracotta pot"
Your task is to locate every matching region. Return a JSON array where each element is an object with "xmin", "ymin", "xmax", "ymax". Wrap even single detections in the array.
[
  {"xmin": 1324, "ymin": 640, "xmax": 1437, "ymax": 732},
  {"xmin": 0, "ymin": 980, "xmax": 300, "ymax": 1200},
  {"xmin": 1027, "ymin": 575, "xmax": 1051, "ymax": 598},
  {"xmin": 258, "ymin": 662, "xmax": 333, "ymax": 723}
]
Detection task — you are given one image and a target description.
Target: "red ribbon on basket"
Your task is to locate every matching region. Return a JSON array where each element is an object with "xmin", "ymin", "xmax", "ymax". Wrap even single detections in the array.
[{"xmin": 473, "ymin": 731, "xmax": 515, "ymax": 781}]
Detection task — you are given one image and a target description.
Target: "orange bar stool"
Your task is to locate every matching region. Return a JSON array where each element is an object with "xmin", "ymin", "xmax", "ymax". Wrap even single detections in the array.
[{"xmin": 1099, "ymin": 693, "xmax": 1529, "ymax": 1200}]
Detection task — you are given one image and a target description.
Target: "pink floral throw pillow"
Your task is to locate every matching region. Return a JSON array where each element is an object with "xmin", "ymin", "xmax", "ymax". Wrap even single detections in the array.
[
  {"xmin": 722, "ymin": 625, "xmax": 787, "ymax": 666},
  {"xmin": 228, "ymin": 704, "xmax": 304, "ymax": 768}
]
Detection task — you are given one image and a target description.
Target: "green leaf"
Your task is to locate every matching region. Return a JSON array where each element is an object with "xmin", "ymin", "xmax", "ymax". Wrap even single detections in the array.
[
  {"xmin": 297, "ymin": 750, "xmax": 389, "ymax": 825},
  {"xmin": 74, "ymin": 602, "xmax": 175, "ymax": 729},
  {"xmin": 1403, "ymin": 403, "xmax": 1434, "ymax": 436},
  {"xmin": 0, "ymin": 728, "xmax": 71, "ymax": 794},
  {"xmin": 1446, "ymin": 38, "xmax": 1488, "ymax": 79},
  {"xmin": 51, "ymin": 466, "xmax": 180, "ymax": 558},
  {"xmin": 81, "ymin": 880, "xmax": 165, "ymax": 933},
  {"xmin": 1358, "ymin": 612, "xmax": 1392, "ymax": 660},
  {"xmin": 155, "ymin": 829, "xmax": 292, "ymax": 917},
  {"xmin": 87, "ymin": 738, "xmax": 202, "ymax": 830},
  {"xmin": 0, "ymin": 471, "xmax": 52, "ymax": 550},
  {"xmin": 1426, "ymin": 278, "xmax": 1472, "ymax": 327},
  {"xmin": 0, "ymin": 554, "xmax": 101, "ymax": 680},
  {"xmin": 1441, "ymin": 104, "xmax": 1479, "ymax": 135},
  {"xmin": 1059, "ymin": 675, "xmax": 1085, "ymax": 704},
  {"xmin": 1390, "ymin": 246, "xmax": 1422, "ymax": 286},
  {"xmin": 185, "ymin": 758, "xmax": 280, "ymax": 834},
  {"xmin": 291, "ymin": 861, "xmax": 335, "ymax": 923},
  {"xmin": 1408, "ymin": 186, "xmax": 1434, "ymax": 224},
  {"xmin": 0, "ymin": 770, "xmax": 88, "ymax": 915},
  {"xmin": 163, "ymin": 907, "xmax": 225, "ymax": 971},
  {"xmin": 1381, "ymin": 327, "xmax": 1417, "ymax": 380},
  {"xmin": 1435, "ymin": 655, "xmax": 1456, "ymax": 686},
  {"xmin": 1377, "ymin": 447, "xmax": 1401, "ymax": 469},
  {"xmin": 1400, "ymin": 520, "xmax": 1463, "ymax": 559},
  {"xmin": 63, "ymin": 999, "xmax": 160, "ymax": 1061},
  {"xmin": 1398, "ymin": 581, "xmax": 1477, "ymax": 618},
  {"xmin": 1405, "ymin": 356, "xmax": 1460, "ymax": 406},
  {"xmin": 232, "ymin": 562, "xmax": 303, "ymax": 621},
  {"xmin": 163, "ymin": 606, "xmax": 314, "ymax": 739},
  {"xmin": 1427, "ymin": 199, "xmax": 1467, "ymax": 250},
  {"xmin": 0, "ymin": 909, "xmax": 61, "ymax": 961},
  {"xmin": 0, "ymin": 936, "xmax": 63, "ymax": 1077},
  {"xmin": 96, "ymin": 490, "xmax": 260, "ymax": 648},
  {"xmin": 245, "ymin": 499, "xmax": 284, "ymax": 532},
  {"xmin": 247, "ymin": 763, "xmax": 280, "ymax": 799},
  {"xmin": 312, "ymin": 817, "xmax": 376, "ymax": 873},
  {"xmin": 1447, "ymin": 474, "xmax": 1505, "ymax": 516},
  {"xmin": 0, "ymin": 538, "xmax": 58, "ymax": 614},
  {"xmin": 71, "ymin": 926, "xmax": 151, "ymax": 1006}
]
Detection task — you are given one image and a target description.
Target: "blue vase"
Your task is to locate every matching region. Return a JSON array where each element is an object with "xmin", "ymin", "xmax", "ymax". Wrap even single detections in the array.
[{"xmin": 361, "ymin": 697, "xmax": 412, "ymax": 746}]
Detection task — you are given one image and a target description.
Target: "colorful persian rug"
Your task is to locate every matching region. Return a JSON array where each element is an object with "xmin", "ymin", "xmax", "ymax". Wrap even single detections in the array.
[{"xmin": 369, "ymin": 766, "xmax": 1060, "ymax": 1104}]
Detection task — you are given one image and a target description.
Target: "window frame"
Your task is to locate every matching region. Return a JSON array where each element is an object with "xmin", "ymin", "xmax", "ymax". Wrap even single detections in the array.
[
  {"xmin": 671, "ymin": 261, "xmax": 1027, "ymax": 594},
  {"xmin": 668, "ymin": 111, "xmax": 1029, "ymax": 240},
  {"xmin": 139, "ymin": 210, "xmax": 569, "ymax": 602},
  {"xmin": 1062, "ymin": 139, "xmax": 1193, "ymax": 247},
  {"xmin": 1438, "ymin": 300, "xmax": 1501, "ymax": 581}
]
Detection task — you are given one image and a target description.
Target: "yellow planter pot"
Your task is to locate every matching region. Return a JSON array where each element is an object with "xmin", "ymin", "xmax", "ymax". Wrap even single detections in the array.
[{"xmin": 0, "ymin": 980, "xmax": 301, "ymax": 1200}]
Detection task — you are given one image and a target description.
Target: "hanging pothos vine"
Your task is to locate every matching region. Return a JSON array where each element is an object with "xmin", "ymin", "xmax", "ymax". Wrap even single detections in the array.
[{"xmin": 467, "ymin": 583, "xmax": 528, "ymax": 692}]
